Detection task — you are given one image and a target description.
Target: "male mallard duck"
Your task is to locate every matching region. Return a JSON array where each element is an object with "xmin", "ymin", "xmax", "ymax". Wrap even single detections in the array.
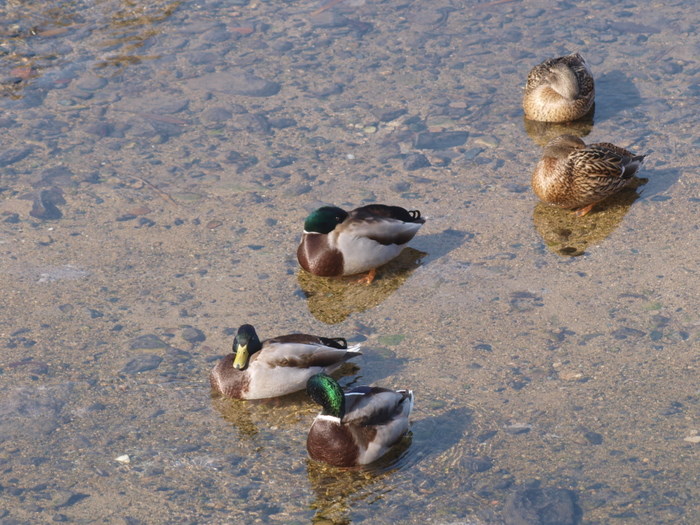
[
  {"xmin": 532, "ymin": 134, "xmax": 647, "ymax": 216},
  {"xmin": 210, "ymin": 325, "xmax": 362, "ymax": 400},
  {"xmin": 297, "ymin": 204, "xmax": 425, "ymax": 284},
  {"xmin": 523, "ymin": 53, "xmax": 594, "ymax": 122},
  {"xmin": 306, "ymin": 373, "xmax": 414, "ymax": 467}
]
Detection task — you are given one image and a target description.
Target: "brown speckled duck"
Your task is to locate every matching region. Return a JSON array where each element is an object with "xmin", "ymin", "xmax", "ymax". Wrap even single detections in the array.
[
  {"xmin": 532, "ymin": 134, "xmax": 647, "ymax": 216},
  {"xmin": 209, "ymin": 325, "xmax": 361, "ymax": 400},
  {"xmin": 306, "ymin": 373, "xmax": 414, "ymax": 467},
  {"xmin": 523, "ymin": 53, "xmax": 594, "ymax": 122},
  {"xmin": 297, "ymin": 204, "xmax": 425, "ymax": 284}
]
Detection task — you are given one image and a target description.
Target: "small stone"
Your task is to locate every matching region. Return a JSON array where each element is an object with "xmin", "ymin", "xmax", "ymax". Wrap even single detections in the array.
[
  {"xmin": 374, "ymin": 107, "xmax": 406, "ymax": 122},
  {"xmin": 584, "ymin": 431, "xmax": 603, "ymax": 445},
  {"xmin": 129, "ymin": 334, "xmax": 168, "ymax": 350},
  {"xmin": 76, "ymin": 75, "xmax": 107, "ymax": 91},
  {"xmin": 115, "ymin": 454, "xmax": 131, "ymax": 464},
  {"xmin": 559, "ymin": 371, "xmax": 584, "ymax": 381},
  {"xmin": 414, "ymin": 130, "xmax": 468, "ymax": 149},
  {"xmin": 504, "ymin": 485, "xmax": 581, "ymax": 525},
  {"xmin": 121, "ymin": 355, "xmax": 163, "ymax": 374},
  {"xmin": 403, "ymin": 152, "xmax": 431, "ymax": 170},
  {"xmin": 181, "ymin": 326, "xmax": 205, "ymax": 343},
  {"xmin": 460, "ymin": 456, "xmax": 493, "ymax": 473},
  {"xmin": 189, "ymin": 71, "xmax": 280, "ymax": 97},
  {"xmin": 504, "ymin": 423, "xmax": 531, "ymax": 435},
  {"xmin": 683, "ymin": 435, "xmax": 700, "ymax": 444}
]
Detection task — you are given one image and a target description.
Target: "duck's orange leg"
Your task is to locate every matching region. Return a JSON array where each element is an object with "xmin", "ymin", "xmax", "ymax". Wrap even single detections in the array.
[
  {"xmin": 356, "ymin": 268, "xmax": 377, "ymax": 285},
  {"xmin": 575, "ymin": 203, "xmax": 596, "ymax": 217}
]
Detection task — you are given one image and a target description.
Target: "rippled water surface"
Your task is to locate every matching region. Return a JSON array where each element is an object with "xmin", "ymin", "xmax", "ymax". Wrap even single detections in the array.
[{"xmin": 1, "ymin": 1, "xmax": 698, "ymax": 524}]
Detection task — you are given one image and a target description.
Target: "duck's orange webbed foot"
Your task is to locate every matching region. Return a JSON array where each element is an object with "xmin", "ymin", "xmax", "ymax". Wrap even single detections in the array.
[{"xmin": 356, "ymin": 268, "xmax": 377, "ymax": 285}]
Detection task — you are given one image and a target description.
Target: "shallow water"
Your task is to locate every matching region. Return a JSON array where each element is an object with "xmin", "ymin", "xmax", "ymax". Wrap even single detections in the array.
[{"xmin": 1, "ymin": 0, "xmax": 699, "ymax": 524}]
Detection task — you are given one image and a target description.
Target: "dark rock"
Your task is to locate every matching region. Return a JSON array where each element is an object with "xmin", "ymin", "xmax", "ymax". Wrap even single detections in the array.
[
  {"xmin": 374, "ymin": 107, "xmax": 407, "ymax": 122},
  {"xmin": 267, "ymin": 156, "xmax": 296, "ymax": 168},
  {"xmin": 30, "ymin": 188, "xmax": 66, "ymax": 220},
  {"xmin": 201, "ymin": 107, "xmax": 232, "ymax": 123},
  {"xmin": 165, "ymin": 347, "xmax": 192, "ymax": 364},
  {"xmin": 37, "ymin": 166, "xmax": 74, "ymax": 187},
  {"xmin": 504, "ymin": 424, "xmax": 531, "ymax": 435},
  {"xmin": 504, "ymin": 485, "xmax": 582, "ymax": 525},
  {"xmin": 583, "ymin": 431, "xmax": 603, "ymax": 445},
  {"xmin": 414, "ymin": 131, "xmax": 468, "ymax": 149},
  {"xmin": 87, "ymin": 309, "xmax": 103, "ymax": 319},
  {"xmin": 0, "ymin": 147, "xmax": 32, "ymax": 167},
  {"xmin": 268, "ymin": 117, "xmax": 297, "ymax": 129},
  {"xmin": 76, "ymin": 75, "xmax": 107, "ymax": 91},
  {"xmin": 310, "ymin": 11, "xmax": 349, "ymax": 28},
  {"xmin": 224, "ymin": 150, "xmax": 258, "ymax": 173},
  {"xmin": 189, "ymin": 71, "xmax": 280, "ymax": 97},
  {"xmin": 611, "ymin": 327, "xmax": 646, "ymax": 339},
  {"xmin": 3, "ymin": 213, "xmax": 20, "ymax": 224},
  {"xmin": 403, "ymin": 152, "xmax": 431, "ymax": 170},
  {"xmin": 121, "ymin": 354, "xmax": 163, "ymax": 374},
  {"xmin": 460, "ymin": 456, "xmax": 493, "ymax": 473},
  {"xmin": 129, "ymin": 334, "xmax": 169, "ymax": 350},
  {"xmin": 181, "ymin": 326, "xmax": 205, "ymax": 343}
]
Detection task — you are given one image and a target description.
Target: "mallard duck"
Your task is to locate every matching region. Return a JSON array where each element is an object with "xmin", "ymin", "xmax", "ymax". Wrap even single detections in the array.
[
  {"xmin": 532, "ymin": 134, "xmax": 647, "ymax": 216},
  {"xmin": 210, "ymin": 325, "xmax": 362, "ymax": 400},
  {"xmin": 297, "ymin": 204, "xmax": 425, "ymax": 284},
  {"xmin": 306, "ymin": 373, "xmax": 414, "ymax": 467},
  {"xmin": 523, "ymin": 53, "xmax": 594, "ymax": 123}
]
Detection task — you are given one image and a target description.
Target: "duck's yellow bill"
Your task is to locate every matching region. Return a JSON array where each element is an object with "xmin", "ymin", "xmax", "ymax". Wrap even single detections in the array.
[{"xmin": 233, "ymin": 344, "xmax": 250, "ymax": 370}]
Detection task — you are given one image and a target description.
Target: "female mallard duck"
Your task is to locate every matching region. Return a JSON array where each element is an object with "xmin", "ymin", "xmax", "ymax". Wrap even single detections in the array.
[
  {"xmin": 532, "ymin": 134, "xmax": 647, "ymax": 216},
  {"xmin": 523, "ymin": 53, "xmax": 594, "ymax": 122},
  {"xmin": 210, "ymin": 325, "xmax": 362, "ymax": 400},
  {"xmin": 306, "ymin": 373, "xmax": 414, "ymax": 467},
  {"xmin": 297, "ymin": 204, "xmax": 425, "ymax": 284}
]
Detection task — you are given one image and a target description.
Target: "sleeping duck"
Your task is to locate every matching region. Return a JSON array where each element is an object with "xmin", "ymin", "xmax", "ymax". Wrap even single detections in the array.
[
  {"xmin": 532, "ymin": 134, "xmax": 647, "ymax": 216},
  {"xmin": 210, "ymin": 325, "xmax": 361, "ymax": 400},
  {"xmin": 523, "ymin": 53, "xmax": 595, "ymax": 123},
  {"xmin": 297, "ymin": 204, "xmax": 425, "ymax": 284},
  {"xmin": 306, "ymin": 373, "xmax": 414, "ymax": 467}
]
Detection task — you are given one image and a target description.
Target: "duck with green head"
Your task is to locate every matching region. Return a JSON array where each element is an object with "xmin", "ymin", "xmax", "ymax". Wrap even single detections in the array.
[
  {"xmin": 523, "ymin": 53, "xmax": 595, "ymax": 123},
  {"xmin": 210, "ymin": 325, "xmax": 362, "ymax": 400},
  {"xmin": 306, "ymin": 373, "xmax": 414, "ymax": 467},
  {"xmin": 297, "ymin": 204, "xmax": 426, "ymax": 284},
  {"xmin": 532, "ymin": 134, "xmax": 647, "ymax": 216}
]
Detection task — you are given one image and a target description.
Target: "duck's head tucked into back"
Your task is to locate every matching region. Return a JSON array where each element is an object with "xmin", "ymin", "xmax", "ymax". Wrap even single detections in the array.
[
  {"xmin": 306, "ymin": 373, "xmax": 414, "ymax": 467},
  {"xmin": 532, "ymin": 134, "xmax": 647, "ymax": 216},
  {"xmin": 297, "ymin": 204, "xmax": 425, "ymax": 284},
  {"xmin": 209, "ymin": 325, "xmax": 362, "ymax": 400},
  {"xmin": 523, "ymin": 53, "xmax": 595, "ymax": 123}
]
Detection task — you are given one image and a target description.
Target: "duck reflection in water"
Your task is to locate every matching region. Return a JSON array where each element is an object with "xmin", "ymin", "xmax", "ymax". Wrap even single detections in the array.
[
  {"xmin": 533, "ymin": 178, "xmax": 646, "ymax": 257},
  {"xmin": 297, "ymin": 247, "xmax": 427, "ymax": 325}
]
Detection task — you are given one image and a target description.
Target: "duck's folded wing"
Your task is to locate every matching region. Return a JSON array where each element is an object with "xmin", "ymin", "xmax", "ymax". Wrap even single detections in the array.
[
  {"xmin": 343, "ymin": 388, "xmax": 411, "ymax": 426},
  {"xmin": 571, "ymin": 148, "xmax": 627, "ymax": 179},
  {"xmin": 258, "ymin": 342, "xmax": 361, "ymax": 368},
  {"xmin": 345, "ymin": 217, "xmax": 423, "ymax": 246}
]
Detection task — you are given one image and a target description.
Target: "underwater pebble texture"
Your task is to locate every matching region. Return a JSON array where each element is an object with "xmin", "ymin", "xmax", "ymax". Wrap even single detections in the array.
[{"xmin": 1, "ymin": 0, "xmax": 699, "ymax": 524}]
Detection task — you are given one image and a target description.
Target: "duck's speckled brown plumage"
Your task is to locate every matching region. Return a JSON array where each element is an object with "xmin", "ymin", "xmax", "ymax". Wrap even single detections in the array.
[
  {"xmin": 532, "ymin": 134, "xmax": 647, "ymax": 216},
  {"xmin": 523, "ymin": 53, "xmax": 595, "ymax": 123}
]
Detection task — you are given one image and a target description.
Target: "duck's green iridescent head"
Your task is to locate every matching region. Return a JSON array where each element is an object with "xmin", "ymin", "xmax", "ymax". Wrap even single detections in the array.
[
  {"xmin": 303, "ymin": 206, "xmax": 348, "ymax": 234},
  {"xmin": 307, "ymin": 373, "xmax": 345, "ymax": 419},
  {"xmin": 232, "ymin": 324, "xmax": 262, "ymax": 370}
]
